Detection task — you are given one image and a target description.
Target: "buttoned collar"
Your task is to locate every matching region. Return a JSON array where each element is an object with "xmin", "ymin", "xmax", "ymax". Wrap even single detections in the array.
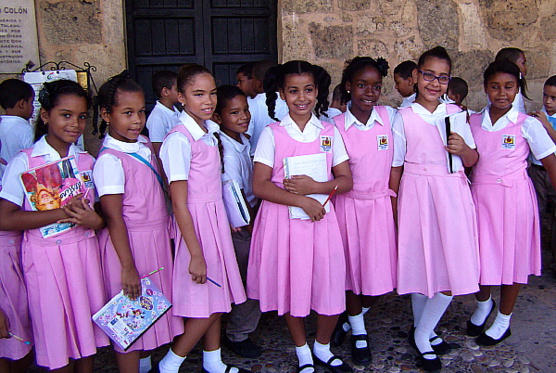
[
  {"xmin": 220, "ymin": 131, "xmax": 248, "ymax": 152},
  {"xmin": 344, "ymin": 102, "xmax": 384, "ymax": 130},
  {"xmin": 103, "ymin": 134, "xmax": 148, "ymax": 154},
  {"xmin": 279, "ymin": 113, "xmax": 323, "ymax": 130},
  {"xmin": 480, "ymin": 105, "xmax": 519, "ymax": 131},
  {"xmin": 31, "ymin": 135, "xmax": 84, "ymax": 160},
  {"xmin": 178, "ymin": 111, "xmax": 219, "ymax": 141},
  {"xmin": 155, "ymin": 101, "xmax": 180, "ymax": 116}
]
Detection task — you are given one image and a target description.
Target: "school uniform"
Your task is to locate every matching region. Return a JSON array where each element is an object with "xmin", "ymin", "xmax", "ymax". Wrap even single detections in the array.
[
  {"xmin": 392, "ymin": 103, "xmax": 480, "ymax": 297},
  {"xmin": 319, "ymin": 107, "xmax": 343, "ymax": 124},
  {"xmin": 93, "ymin": 134, "xmax": 184, "ymax": 353},
  {"xmin": 160, "ymin": 111, "xmax": 246, "ymax": 318},
  {"xmin": 247, "ymin": 114, "xmax": 349, "ymax": 317},
  {"xmin": 0, "ymin": 115, "xmax": 34, "ymax": 186},
  {"xmin": 220, "ymin": 131, "xmax": 261, "ymax": 342},
  {"xmin": 0, "ymin": 136, "xmax": 109, "ymax": 370},
  {"xmin": 470, "ymin": 107, "xmax": 556, "ymax": 285},
  {"xmin": 145, "ymin": 101, "xmax": 180, "ymax": 143},
  {"xmin": 247, "ymin": 93, "xmax": 289, "ymax": 156},
  {"xmin": 333, "ymin": 104, "xmax": 397, "ymax": 296},
  {"xmin": 398, "ymin": 93, "xmax": 416, "ymax": 109}
]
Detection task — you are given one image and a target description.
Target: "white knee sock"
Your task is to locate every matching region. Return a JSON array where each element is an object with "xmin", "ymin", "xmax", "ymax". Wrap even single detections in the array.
[
  {"xmin": 295, "ymin": 343, "xmax": 314, "ymax": 371},
  {"xmin": 313, "ymin": 341, "xmax": 340, "ymax": 367},
  {"xmin": 485, "ymin": 311, "xmax": 511, "ymax": 339},
  {"xmin": 470, "ymin": 296, "xmax": 494, "ymax": 326},
  {"xmin": 414, "ymin": 293, "xmax": 453, "ymax": 359},
  {"xmin": 412, "ymin": 293, "xmax": 441, "ymax": 343},
  {"xmin": 203, "ymin": 348, "xmax": 241, "ymax": 373},
  {"xmin": 139, "ymin": 356, "xmax": 152, "ymax": 373},
  {"xmin": 159, "ymin": 348, "xmax": 186, "ymax": 373},
  {"xmin": 362, "ymin": 306, "xmax": 371, "ymax": 316},
  {"xmin": 348, "ymin": 313, "xmax": 367, "ymax": 348}
]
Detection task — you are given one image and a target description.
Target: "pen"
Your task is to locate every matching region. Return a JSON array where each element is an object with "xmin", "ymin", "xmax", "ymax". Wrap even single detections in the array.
[
  {"xmin": 322, "ymin": 186, "xmax": 338, "ymax": 207},
  {"xmin": 140, "ymin": 267, "xmax": 164, "ymax": 279},
  {"xmin": 207, "ymin": 277, "xmax": 222, "ymax": 288},
  {"xmin": 9, "ymin": 332, "xmax": 31, "ymax": 345}
]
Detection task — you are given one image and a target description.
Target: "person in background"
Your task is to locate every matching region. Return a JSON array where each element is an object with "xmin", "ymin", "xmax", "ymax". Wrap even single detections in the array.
[
  {"xmin": 393, "ymin": 60, "xmax": 417, "ymax": 109},
  {"xmin": 320, "ymin": 84, "xmax": 346, "ymax": 123}
]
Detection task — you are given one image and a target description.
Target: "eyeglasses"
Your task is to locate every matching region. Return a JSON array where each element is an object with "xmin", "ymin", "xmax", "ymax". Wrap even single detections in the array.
[{"xmin": 418, "ymin": 70, "xmax": 451, "ymax": 85}]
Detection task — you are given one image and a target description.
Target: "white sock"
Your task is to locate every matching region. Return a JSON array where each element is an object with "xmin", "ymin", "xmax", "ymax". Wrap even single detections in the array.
[
  {"xmin": 470, "ymin": 296, "xmax": 494, "ymax": 326},
  {"xmin": 348, "ymin": 313, "xmax": 367, "ymax": 348},
  {"xmin": 362, "ymin": 306, "xmax": 371, "ymax": 316},
  {"xmin": 139, "ymin": 356, "xmax": 152, "ymax": 373},
  {"xmin": 204, "ymin": 348, "xmax": 240, "ymax": 373},
  {"xmin": 411, "ymin": 293, "xmax": 428, "ymax": 327},
  {"xmin": 295, "ymin": 343, "xmax": 314, "ymax": 371},
  {"xmin": 415, "ymin": 293, "xmax": 453, "ymax": 360},
  {"xmin": 313, "ymin": 341, "xmax": 341, "ymax": 367},
  {"xmin": 159, "ymin": 348, "xmax": 186, "ymax": 373},
  {"xmin": 342, "ymin": 321, "xmax": 351, "ymax": 332},
  {"xmin": 485, "ymin": 311, "xmax": 511, "ymax": 340}
]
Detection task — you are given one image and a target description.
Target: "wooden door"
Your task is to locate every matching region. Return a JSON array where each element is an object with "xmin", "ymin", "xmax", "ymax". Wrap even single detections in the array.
[{"xmin": 126, "ymin": 0, "xmax": 277, "ymax": 108}]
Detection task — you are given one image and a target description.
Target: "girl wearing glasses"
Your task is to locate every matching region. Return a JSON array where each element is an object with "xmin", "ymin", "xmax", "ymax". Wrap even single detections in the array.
[{"xmin": 389, "ymin": 46, "xmax": 480, "ymax": 372}]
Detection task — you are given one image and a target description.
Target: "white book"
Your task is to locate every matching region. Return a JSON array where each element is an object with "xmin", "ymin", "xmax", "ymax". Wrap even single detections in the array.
[
  {"xmin": 222, "ymin": 179, "xmax": 250, "ymax": 228},
  {"xmin": 283, "ymin": 153, "xmax": 330, "ymax": 220}
]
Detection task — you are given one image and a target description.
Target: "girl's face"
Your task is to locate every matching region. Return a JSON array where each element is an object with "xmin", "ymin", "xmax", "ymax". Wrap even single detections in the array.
[
  {"xmin": 41, "ymin": 94, "xmax": 87, "ymax": 147},
  {"xmin": 280, "ymin": 73, "xmax": 317, "ymax": 123},
  {"xmin": 485, "ymin": 72, "xmax": 518, "ymax": 111},
  {"xmin": 346, "ymin": 66, "xmax": 382, "ymax": 119},
  {"xmin": 178, "ymin": 73, "xmax": 217, "ymax": 126},
  {"xmin": 515, "ymin": 53, "xmax": 527, "ymax": 77},
  {"xmin": 414, "ymin": 57, "xmax": 451, "ymax": 103},
  {"xmin": 216, "ymin": 95, "xmax": 251, "ymax": 136},
  {"xmin": 103, "ymin": 90, "xmax": 146, "ymax": 143}
]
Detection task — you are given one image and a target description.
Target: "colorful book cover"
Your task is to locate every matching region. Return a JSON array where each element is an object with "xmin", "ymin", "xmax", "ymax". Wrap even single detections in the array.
[
  {"xmin": 92, "ymin": 277, "xmax": 172, "ymax": 351},
  {"xmin": 20, "ymin": 156, "xmax": 86, "ymax": 238}
]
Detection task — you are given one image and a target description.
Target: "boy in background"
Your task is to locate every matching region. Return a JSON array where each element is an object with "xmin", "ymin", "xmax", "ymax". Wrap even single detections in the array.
[
  {"xmin": 236, "ymin": 63, "xmax": 257, "ymax": 99},
  {"xmin": 393, "ymin": 60, "xmax": 417, "ymax": 108},
  {"xmin": 320, "ymin": 84, "xmax": 346, "ymax": 123}
]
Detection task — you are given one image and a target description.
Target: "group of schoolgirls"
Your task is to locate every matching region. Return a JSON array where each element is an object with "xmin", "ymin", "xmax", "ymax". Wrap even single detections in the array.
[{"xmin": 0, "ymin": 43, "xmax": 555, "ymax": 373}]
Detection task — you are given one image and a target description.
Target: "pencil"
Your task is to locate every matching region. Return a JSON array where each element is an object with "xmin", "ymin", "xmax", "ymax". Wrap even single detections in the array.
[
  {"xmin": 207, "ymin": 277, "xmax": 222, "ymax": 288},
  {"xmin": 140, "ymin": 267, "xmax": 164, "ymax": 279},
  {"xmin": 322, "ymin": 185, "xmax": 338, "ymax": 207},
  {"xmin": 9, "ymin": 332, "xmax": 31, "ymax": 345}
]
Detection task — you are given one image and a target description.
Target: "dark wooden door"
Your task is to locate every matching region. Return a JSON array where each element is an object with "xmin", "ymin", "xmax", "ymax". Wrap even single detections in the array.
[{"xmin": 126, "ymin": 0, "xmax": 277, "ymax": 108}]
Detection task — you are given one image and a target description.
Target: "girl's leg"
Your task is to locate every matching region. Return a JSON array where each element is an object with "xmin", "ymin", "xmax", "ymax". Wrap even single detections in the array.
[
  {"xmin": 0, "ymin": 350, "xmax": 33, "ymax": 373},
  {"xmin": 284, "ymin": 314, "xmax": 313, "ymax": 372},
  {"xmin": 50, "ymin": 360, "xmax": 74, "ymax": 373},
  {"xmin": 74, "ymin": 355, "xmax": 94, "ymax": 373},
  {"xmin": 314, "ymin": 314, "xmax": 350, "ymax": 369},
  {"xmin": 346, "ymin": 293, "xmax": 372, "ymax": 364},
  {"xmin": 115, "ymin": 350, "xmax": 140, "ymax": 373},
  {"xmin": 139, "ymin": 351, "xmax": 152, "ymax": 373},
  {"xmin": 480, "ymin": 283, "xmax": 520, "ymax": 343},
  {"xmin": 468, "ymin": 285, "xmax": 495, "ymax": 335},
  {"xmin": 202, "ymin": 314, "xmax": 245, "ymax": 373}
]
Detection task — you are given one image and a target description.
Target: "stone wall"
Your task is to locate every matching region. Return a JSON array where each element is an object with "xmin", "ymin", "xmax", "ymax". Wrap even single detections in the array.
[{"xmin": 279, "ymin": 0, "xmax": 556, "ymax": 111}]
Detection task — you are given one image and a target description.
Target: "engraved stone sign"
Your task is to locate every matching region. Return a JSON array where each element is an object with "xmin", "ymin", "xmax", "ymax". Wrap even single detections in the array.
[{"xmin": 0, "ymin": 0, "xmax": 39, "ymax": 73}]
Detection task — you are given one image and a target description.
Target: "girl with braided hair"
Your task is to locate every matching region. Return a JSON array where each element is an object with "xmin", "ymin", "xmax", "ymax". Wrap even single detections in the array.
[
  {"xmin": 0, "ymin": 79, "xmax": 108, "ymax": 371},
  {"xmin": 93, "ymin": 71, "xmax": 183, "ymax": 373},
  {"xmin": 329, "ymin": 57, "xmax": 397, "ymax": 366},
  {"xmin": 247, "ymin": 60, "xmax": 353, "ymax": 373}
]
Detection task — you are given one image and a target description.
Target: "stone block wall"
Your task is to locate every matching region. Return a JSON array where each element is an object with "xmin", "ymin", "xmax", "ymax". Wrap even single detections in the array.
[{"xmin": 279, "ymin": 0, "xmax": 556, "ymax": 111}]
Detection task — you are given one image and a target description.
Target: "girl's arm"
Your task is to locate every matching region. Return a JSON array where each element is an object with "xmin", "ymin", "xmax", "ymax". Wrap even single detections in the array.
[
  {"xmin": 540, "ymin": 154, "xmax": 556, "ymax": 190},
  {"xmin": 0, "ymin": 307, "xmax": 9, "ymax": 339},
  {"xmin": 100, "ymin": 194, "xmax": 141, "ymax": 300},
  {"xmin": 389, "ymin": 166, "xmax": 403, "ymax": 224},
  {"xmin": 253, "ymin": 162, "xmax": 326, "ymax": 222},
  {"xmin": 282, "ymin": 160, "xmax": 353, "ymax": 196},
  {"xmin": 531, "ymin": 111, "xmax": 556, "ymax": 143},
  {"xmin": 170, "ymin": 180, "xmax": 207, "ymax": 284},
  {"xmin": 446, "ymin": 132, "xmax": 479, "ymax": 167},
  {"xmin": 0, "ymin": 199, "xmax": 68, "ymax": 231}
]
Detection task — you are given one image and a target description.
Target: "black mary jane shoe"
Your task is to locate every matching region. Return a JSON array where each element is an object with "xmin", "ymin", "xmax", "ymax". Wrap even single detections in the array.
[
  {"xmin": 313, "ymin": 354, "xmax": 353, "ymax": 373},
  {"xmin": 466, "ymin": 300, "xmax": 496, "ymax": 337},
  {"xmin": 408, "ymin": 326, "xmax": 452, "ymax": 355},
  {"xmin": 476, "ymin": 328, "xmax": 511, "ymax": 346},
  {"xmin": 350, "ymin": 334, "xmax": 372, "ymax": 365},
  {"xmin": 147, "ymin": 364, "xmax": 160, "ymax": 373},
  {"xmin": 331, "ymin": 312, "xmax": 350, "ymax": 347},
  {"xmin": 297, "ymin": 363, "xmax": 315, "ymax": 373},
  {"xmin": 417, "ymin": 351, "xmax": 441, "ymax": 373},
  {"xmin": 202, "ymin": 365, "xmax": 251, "ymax": 373}
]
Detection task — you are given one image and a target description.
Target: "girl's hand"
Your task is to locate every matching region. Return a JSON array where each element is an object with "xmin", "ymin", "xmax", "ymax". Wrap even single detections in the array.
[
  {"xmin": 189, "ymin": 254, "xmax": 207, "ymax": 284},
  {"xmin": 300, "ymin": 196, "xmax": 326, "ymax": 222},
  {"xmin": 121, "ymin": 266, "xmax": 142, "ymax": 300},
  {"xmin": 230, "ymin": 224, "xmax": 241, "ymax": 233},
  {"xmin": 530, "ymin": 110, "xmax": 551, "ymax": 128},
  {"xmin": 446, "ymin": 132, "xmax": 470, "ymax": 156},
  {"xmin": 283, "ymin": 175, "xmax": 318, "ymax": 195},
  {"xmin": 58, "ymin": 198, "xmax": 103, "ymax": 229},
  {"xmin": 0, "ymin": 308, "xmax": 10, "ymax": 339}
]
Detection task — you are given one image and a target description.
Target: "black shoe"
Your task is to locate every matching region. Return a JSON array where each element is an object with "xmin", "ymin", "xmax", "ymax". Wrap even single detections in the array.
[
  {"xmin": 297, "ymin": 364, "xmax": 314, "ymax": 373},
  {"xmin": 408, "ymin": 326, "xmax": 452, "ymax": 355},
  {"xmin": 223, "ymin": 336, "xmax": 262, "ymax": 358},
  {"xmin": 331, "ymin": 312, "xmax": 350, "ymax": 347},
  {"xmin": 417, "ymin": 351, "xmax": 441, "ymax": 372},
  {"xmin": 476, "ymin": 328, "xmax": 511, "ymax": 346},
  {"xmin": 466, "ymin": 300, "xmax": 496, "ymax": 337},
  {"xmin": 202, "ymin": 365, "xmax": 251, "ymax": 373},
  {"xmin": 148, "ymin": 364, "xmax": 160, "ymax": 373},
  {"xmin": 350, "ymin": 334, "xmax": 372, "ymax": 365},
  {"xmin": 313, "ymin": 354, "xmax": 353, "ymax": 373}
]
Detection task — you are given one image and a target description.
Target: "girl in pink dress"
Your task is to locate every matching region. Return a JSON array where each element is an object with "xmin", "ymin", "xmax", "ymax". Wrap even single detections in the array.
[
  {"xmin": 93, "ymin": 71, "xmax": 183, "ymax": 373},
  {"xmin": 466, "ymin": 60, "xmax": 556, "ymax": 346},
  {"xmin": 390, "ymin": 47, "xmax": 480, "ymax": 372},
  {"xmin": 247, "ymin": 60, "xmax": 353, "ymax": 373},
  {"xmin": 156, "ymin": 64, "xmax": 248, "ymax": 373},
  {"xmin": 0, "ymin": 79, "xmax": 109, "ymax": 372},
  {"xmin": 330, "ymin": 57, "xmax": 397, "ymax": 365}
]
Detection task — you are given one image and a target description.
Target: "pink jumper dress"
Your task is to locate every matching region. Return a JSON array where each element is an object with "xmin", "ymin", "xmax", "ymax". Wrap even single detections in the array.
[
  {"xmin": 0, "ymin": 230, "xmax": 32, "ymax": 360},
  {"xmin": 20, "ymin": 148, "xmax": 109, "ymax": 370},
  {"xmin": 167, "ymin": 124, "xmax": 246, "ymax": 318},
  {"xmin": 396, "ymin": 105, "xmax": 480, "ymax": 297},
  {"xmin": 333, "ymin": 107, "xmax": 397, "ymax": 296},
  {"xmin": 470, "ymin": 112, "xmax": 541, "ymax": 285},
  {"xmin": 247, "ymin": 121, "xmax": 347, "ymax": 317},
  {"xmin": 97, "ymin": 143, "xmax": 184, "ymax": 353}
]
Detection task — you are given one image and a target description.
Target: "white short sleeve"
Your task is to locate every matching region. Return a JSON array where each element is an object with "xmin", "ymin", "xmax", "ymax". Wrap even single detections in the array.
[
  {"xmin": 391, "ymin": 111, "xmax": 407, "ymax": 167},
  {"xmin": 451, "ymin": 112, "xmax": 476, "ymax": 149},
  {"xmin": 0, "ymin": 153, "xmax": 29, "ymax": 206},
  {"xmin": 93, "ymin": 153, "xmax": 125, "ymax": 196},
  {"xmin": 160, "ymin": 131, "xmax": 192, "ymax": 182},
  {"xmin": 253, "ymin": 126, "xmax": 275, "ymax": 168},
  {"xmin": 522, "ymin": 116, "xmax": 556, "ymax": 160},
  {"xmin": 332, "ymin": 127, "xmax": 349, "ymax": 167},
  {"xmin": 222, "ymin": 154, "xmax": 245, "ymax": 189}
]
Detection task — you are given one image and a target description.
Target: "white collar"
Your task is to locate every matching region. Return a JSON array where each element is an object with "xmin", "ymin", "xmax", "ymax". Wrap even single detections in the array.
[
  {"xmin": 344, "ymin": 102, "xmax": 384, "ymax": 129},
  {"xmin": 31, "ymin": 135, "xmax": 83, "ymax": 159},
  {"xmin": 103, "ymin": 134, "xmax": 148, "ymax": 154},
  {"xmin": 220, "ymin": 131, "xmax": 248, "ymax": 152},
  {"xmin": 155, "ymin": 101, "xmax": 179, "ymax": 116},
  {"xmin": 481, "ymin": 105, "xmax": 519, "ymax": 128},
  {"xmin": 178, "ymin": 111, "xmax": 219, "ymax": 141},
  {"xmin": 410, "ymin": 102, "xmax": 448, "ymax": 116},
  {"xmin": 279, "ymin": 113, "xmax": 323, "ymax": 129}
]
